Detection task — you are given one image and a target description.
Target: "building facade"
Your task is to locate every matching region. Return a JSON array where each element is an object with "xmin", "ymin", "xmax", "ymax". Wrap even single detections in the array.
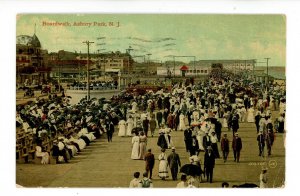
[
  {"xmin": 16, "ymin": 34, "xmax": 50, "ymax": 85},
  {"xmin": 97, "ymin": 51, "xmax": 133, "ymax": 74},
  {"xmin": 157, "ymin": 59, "xmax": 256, "ymax": 76}
]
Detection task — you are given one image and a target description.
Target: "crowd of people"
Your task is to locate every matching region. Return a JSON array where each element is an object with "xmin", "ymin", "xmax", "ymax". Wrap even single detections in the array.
[
  {"xmin": 122, "ymin": 69, "xmax": 285, "ymax": 188},
  {"xmin": 16, "ymin": 67, "xmax": 286, "ymax": 187},
  {"xmin": 16, "ymin": 93, "xmax": 122, "ymax": 164}
]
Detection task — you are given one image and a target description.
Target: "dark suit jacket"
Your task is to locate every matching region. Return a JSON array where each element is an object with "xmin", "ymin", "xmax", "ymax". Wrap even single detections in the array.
[
  {"xmin": 204, "ymin": 152, "xmax": 215, "ymax": 169},
  {"xmin": 167, "ymin": 152, "xmax": 181, "ymax": 169},
  {"xmin": 221, "ymin": 137, "xmax": 229, "ymax": 152},
  {"xmin": 156, "ymin": 112, "xmax": 163, "ymax": 122},
  {"xmin": 144, "ymin": 152, "xmax": 155, "ymax": 169},
  {"xmin": 203, "ymin": 135, "xmax": 212, "ymax": 149},
  {"xmin": 232, "ymin": 137, "xmax": 242, "ymax": 151},
  {"xmin": 106, "ymin": 122, "xmax": 114, "ymax": 133}
]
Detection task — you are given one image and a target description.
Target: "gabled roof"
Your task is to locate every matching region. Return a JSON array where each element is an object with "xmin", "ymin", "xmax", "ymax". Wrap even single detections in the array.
[{"xmin": 180, "ymin": 65, "xmax": 189, "ymax": 71}]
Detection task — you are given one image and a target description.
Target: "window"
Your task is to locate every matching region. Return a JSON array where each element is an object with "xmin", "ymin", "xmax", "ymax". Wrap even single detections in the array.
[
  {"xmin": 201, "ymin": 70, "xmax": 204, "ymax": 73},
  {"xmin": 204, "ymin": 70, "xmax": 207, "ymax": 73},
  {"xmin": 197, "ymin": 70, "xmax": 200, "ymax": 73}
]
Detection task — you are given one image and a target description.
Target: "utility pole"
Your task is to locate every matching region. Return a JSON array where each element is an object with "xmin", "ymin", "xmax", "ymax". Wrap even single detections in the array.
[
  {"xmin": 83, "ymin": 41, "xmax": 94, "ymax": 101},
  {"xmin": 253, "ymin": 59, "xmax": 256, "ymax": 80},
  {"xmin": 126, "ymin": 46, "xmax": 133, "ymax": 74},
  {"xmin": 57, "ymin": 53, "xmax": 61, "ymax": 93},
  {"xmin": 147, "ymin": 53, "xmax": 152, "ymax": 75},
  {"xmin": 57, "ymin": 51, "xmax": 64, "ymax": 93},
  {"xmin": 265, "ymin": 57, "xmax": 270, "ymax": 92},
  {"xmin": 173, "ymin": 56, "xmax": 175, "ymax": 77}
]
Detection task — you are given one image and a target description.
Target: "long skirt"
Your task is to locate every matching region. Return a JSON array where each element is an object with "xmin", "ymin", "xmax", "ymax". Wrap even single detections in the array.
[
  {"xmin": 131, "ymin": 141, "xmax": 140, "ymax": 160},
  {"xmin": 139, "ymin": 142, "xmax": 147, "ymax": 159},
  {"xmin": 158, "ymin": 160, "xmax": 169, "ymax": 178}
]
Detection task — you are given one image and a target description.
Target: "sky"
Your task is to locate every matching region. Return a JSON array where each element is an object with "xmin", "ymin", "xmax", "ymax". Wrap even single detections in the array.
[{"xmin": 16, "ymin": 14, "xmax": 286, "ymax": 66}]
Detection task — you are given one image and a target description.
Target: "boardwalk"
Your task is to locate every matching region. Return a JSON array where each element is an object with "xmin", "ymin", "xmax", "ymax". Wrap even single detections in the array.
[{"xmin": 16, "ymin": 111, "xmax": 285, "ymax": 188}]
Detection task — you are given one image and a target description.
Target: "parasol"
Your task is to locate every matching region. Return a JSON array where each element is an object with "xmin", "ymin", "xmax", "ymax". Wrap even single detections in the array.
[{"xmin": 180, "ymin": 164, "xmax": 203, "ymax": 176}]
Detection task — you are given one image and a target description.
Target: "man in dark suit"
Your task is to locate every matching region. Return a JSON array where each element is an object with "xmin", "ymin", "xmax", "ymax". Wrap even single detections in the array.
[
  {"xmin": 231, "ymin": 113, "xmax": 239, "ymax": 136},
  {"xmin": 144, "ymin": 149, "xmax": 155, "ymax": 179},
  {"xmin": 184, "ymin": 128, "xmax": 192, "ymax": 152},
  {"xmin": 203, "ymin": 132, "xmax": 212, "ymax": 151},
  {"xmin": 204, "ymin": 146, "xmax": 215, "ymax": 183},
  {"xmin": 232, "ymin": 132, "xmax": 242, "ymax": 162},
  {"xmin": 167, "ymin": 147, "xmax": 181, "ymax": 180},
  {"xmin": 221, "ymin": 133, "xmax": 229, "ymax": 162},
  {"xmin": 255, "ymin": 112, "xmax": 261, "ymax": 133},
  {"xmin": 143, "ymin": 117, "xmax": 150, "ymax": 137},
  {"xmin": 106, "ymin": 120, "xmax": 114, "ymax": 142},
  {"xmin": 156, "ymin": 110, "xmax": 163, "ymax": 127},
  {"xmin": 257, "ymin": 130, "xmax": 265, "ymax": 157}
]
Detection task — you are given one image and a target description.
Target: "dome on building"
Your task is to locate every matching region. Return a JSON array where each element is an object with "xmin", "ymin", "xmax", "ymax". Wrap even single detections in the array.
[{"xmin": 16, "ymin": 34, "xmax": 41, "ymax": 48}]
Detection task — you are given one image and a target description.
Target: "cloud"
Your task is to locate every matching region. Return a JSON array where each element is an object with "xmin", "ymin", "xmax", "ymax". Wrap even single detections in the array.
[{"xmin": 16, "ymin": 14, "xmax": 285, "ymax": 66}]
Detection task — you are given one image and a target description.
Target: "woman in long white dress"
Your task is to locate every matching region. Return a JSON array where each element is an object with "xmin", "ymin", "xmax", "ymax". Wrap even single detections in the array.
[
  {"xmin": 222, "ymin": 111, "xmax": 229, "ymax": 128},
  {"xmin": 164, "ymin": 128, "xmax": 174, "ymax": 149},
  {"xmin": 126, "ymin": 116, "xmax": 134, "ymax": 136},
  {"xmin": 131, "ymin": 132, "xmax": 140, "ymax": 160},
  {"xmin": 247, "ymin": 107, "xmax": 255, "ymax": 123},
  {"xmin": 158, "ymin": 148, "xmax": 169, "ymax": 180},
  {"xmin": 139, "ymin": 132, "xmax": 147, "ymax": 159},
  {"xmin": 118, "ymin": 119, "xmax": 126, "ymax": 137},
  {"xmin": 178, "ymin": 113, "xmax": 186, "ymax": 131},
  {"xmin": 196, "ymin": 126, "xmax": 205, "ymax": 151}
]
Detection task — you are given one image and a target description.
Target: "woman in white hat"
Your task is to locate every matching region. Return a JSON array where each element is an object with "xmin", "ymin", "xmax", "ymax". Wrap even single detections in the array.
[{"xmin": 247, "ymin": 105, "xmax": 255, "ymax": 123}]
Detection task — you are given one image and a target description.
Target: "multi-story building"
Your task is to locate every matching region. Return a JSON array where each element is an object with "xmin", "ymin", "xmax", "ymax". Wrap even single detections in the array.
[
  {"xmin": 47, "ymin": 50, "xmax": 133, "ymax": 83},
  {"xmin": 16, "ymin": 34, "xmax": 50, "ymax": 85},
  {"xmin": 48, "ymin": 50, "xmax": 90, "ymax": 83},
  {"xmin": 97, "ymin": 51, "xmax": 133, "ymax": 74},
  {"xmin": 157, "ymin": 59, "xmax": 256, "ymax": 76}
]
